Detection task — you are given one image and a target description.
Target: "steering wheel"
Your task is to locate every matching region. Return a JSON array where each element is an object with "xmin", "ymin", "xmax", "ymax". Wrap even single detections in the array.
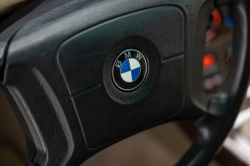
[{"xmin": 0, "ymin": 0, "xmax": 250, "ymax": 165}]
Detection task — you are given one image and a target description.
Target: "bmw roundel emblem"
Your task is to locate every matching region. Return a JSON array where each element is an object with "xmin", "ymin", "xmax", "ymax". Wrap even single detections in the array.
[{"xmin": 112, "ymin": 49, "xmax": 148, "ymax": 91}]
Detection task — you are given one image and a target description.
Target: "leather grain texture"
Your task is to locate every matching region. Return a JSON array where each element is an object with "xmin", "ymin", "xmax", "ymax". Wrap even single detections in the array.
[
  {"xmin": 73, "ymin": 55, "xmax": 184, "ymax": 148},
  {"xmin": 58, "ymin": 6, "xmax": 184, "ymax": 95},
  {"xmin": 57, "ymin": 6, "xmax": 185, "ymax": 148}
]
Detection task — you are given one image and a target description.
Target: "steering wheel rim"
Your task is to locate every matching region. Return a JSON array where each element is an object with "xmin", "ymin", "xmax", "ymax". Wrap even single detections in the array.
[{"xmin": 0, "ymin": 0, "xmax": 249, "ymax": 165}]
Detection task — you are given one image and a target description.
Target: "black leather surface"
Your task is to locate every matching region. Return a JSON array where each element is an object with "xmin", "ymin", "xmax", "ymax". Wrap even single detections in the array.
[
  {"xmin": 73, "ymin": 55, "xmax": 184, "ymax": 148},
  {"xmin": 58, "ymin": 6, "xmax": 184, "ymax": 95},
  {"xmin": 57, "ymin": 6, "xmax": 185, "ymax": 148},
  {"xmin": 0, "ymin": 0, "xmax": 75, "ymax": 42}
]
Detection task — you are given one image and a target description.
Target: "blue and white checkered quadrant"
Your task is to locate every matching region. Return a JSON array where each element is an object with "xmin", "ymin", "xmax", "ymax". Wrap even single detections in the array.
[{"xmin": 120, "ymin": 58, "xmax": 141, "ymax": 83}]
